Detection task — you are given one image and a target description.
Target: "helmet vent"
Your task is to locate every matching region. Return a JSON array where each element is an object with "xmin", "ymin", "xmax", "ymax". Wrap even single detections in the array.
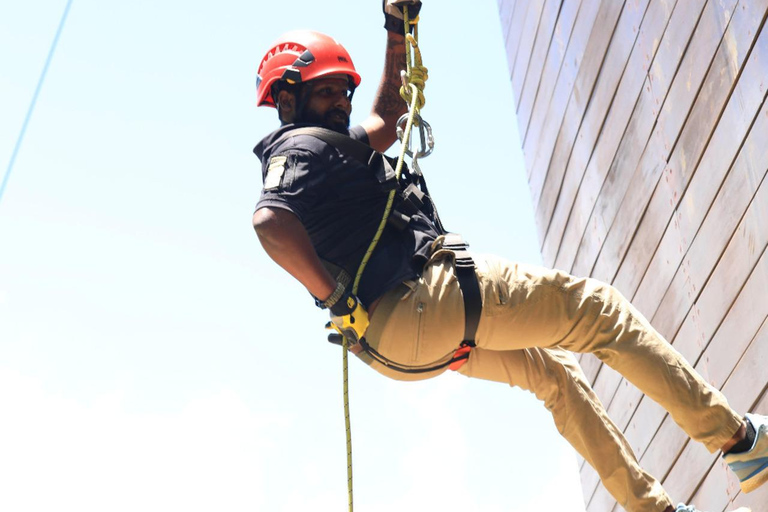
[{"xmin": 258, "ymin": 43, "xmax": 307, "ymax": 74}]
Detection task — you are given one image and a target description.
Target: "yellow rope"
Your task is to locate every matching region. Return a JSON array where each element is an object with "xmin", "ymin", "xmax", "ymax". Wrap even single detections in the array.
[{"xmin": 342, "ymin": 7, "xmax": 427, "ymax": 512}]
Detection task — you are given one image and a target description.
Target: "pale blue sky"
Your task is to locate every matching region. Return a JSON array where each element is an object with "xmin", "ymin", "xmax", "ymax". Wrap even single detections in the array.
[{"xmin": 0, "ymin": 1, "xmax": 586, "ymax": 511}]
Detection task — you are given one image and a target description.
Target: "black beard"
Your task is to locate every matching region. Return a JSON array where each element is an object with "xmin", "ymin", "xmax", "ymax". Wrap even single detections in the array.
[{"xmin": 299, "ymin": 107, "xmax": 350, "ymax": 135}]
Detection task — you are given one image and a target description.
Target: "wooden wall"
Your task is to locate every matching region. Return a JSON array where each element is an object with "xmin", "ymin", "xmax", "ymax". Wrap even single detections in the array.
[{"xmin": 496, "ymin": 1, "xmax": 768, "ymax": 510}]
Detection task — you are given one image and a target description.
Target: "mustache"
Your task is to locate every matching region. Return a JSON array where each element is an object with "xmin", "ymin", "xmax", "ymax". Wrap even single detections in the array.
[{"xmin": 325, "ymin": 108, "xmax": 349, "ymax": 124}]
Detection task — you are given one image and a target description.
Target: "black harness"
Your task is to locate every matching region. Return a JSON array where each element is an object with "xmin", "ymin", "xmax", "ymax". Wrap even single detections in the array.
[{"xmin": 281, "ymin": 127, "xmax": 482, "ymax": 373}]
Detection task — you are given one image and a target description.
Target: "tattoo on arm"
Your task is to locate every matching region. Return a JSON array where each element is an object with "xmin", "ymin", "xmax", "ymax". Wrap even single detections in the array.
[{"xmin": 373, "ymin": 37, "xmax": 408, "ymax": 118}]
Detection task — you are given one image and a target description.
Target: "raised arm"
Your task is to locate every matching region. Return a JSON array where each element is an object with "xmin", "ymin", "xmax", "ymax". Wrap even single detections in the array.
[
  {"xmin": 360, "ymin": 31, "xmax": 408, "ymax": 152},
  {"xmin": 361, "ymin": 0, "xmax": 422, "ymax": 152}
]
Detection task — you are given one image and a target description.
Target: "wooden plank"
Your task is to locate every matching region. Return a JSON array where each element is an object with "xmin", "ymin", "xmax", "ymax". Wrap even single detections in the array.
[
  {"xmin": 624, "ymin": 395, "xmax": 666, "ymax": 457},
  {"xmin": 586, "ymin": 480, "xmax": 615, "ymax": 512},
  {"xmin": 588, "ymin": 0, "xmax": 730, "ymax": 286},
  {"xmin": 530, "ymin": 0, "xmax": 630, "ymax": 228},
  {"xmin": 629, "ymin": 1, "xmax": 768, "ymax": 322},
  {"xmin": 573, "ymin": 0, "xmax": 704, "ymax": 280},
  {"xmin": 524, "ymin": 3, "xmax": 768, "ymax": 505},
  {"xmin": 555, "ymin": 0, "xmax": 705, "ymax": 275},
  {"xmin": 558, "ymin": 0, "xmax": 708, "ymax": 276},
  {"xmin": 620, "ymin": 175, "xmax": 768, "ymax": 473},
  {"xmin": 580, "ymin": 352, "xmax": 604, "ymax": 385},
  {"xmin": 572, "ymin": 8, "xmax": 702, "ymax": 494},
  {"xmin": 650, "ymin": 275, "xmax": 768, "ymax": 505},
  {"xmin": 586, "ymin": 87, "xmax": 668, "ymax": 285},
  {"xmin": 511, "ymin": 0, "xmax": 547, "ymax": 107},
  {"xmin": 497, "ymin": 0, "xmax": 515, "ymax": 39},
  {"xmin": 688, "ymin": 457, "xmax": 738, "ymax": 512},
  {"xmin": 592, "ymin": 364, "xmax": 623, "ymax": 406},
  {"xmin": 504, "ymin": 0, "xmax": 531, "ymax": 84},
  {"xmin": 544, "ymin": 0, "xmax": 673, "ymax": 270},
  {"xmin": 679, "ymin": 319, "xmax": 768, "ymax": 512},
  {"xmin": 605, "ymin": 374, "xmax": 644, "ymax": 437},
  {"xmin": 719, "ymin": 318, "xmax": 768, "ymax": 412},
  {"xmin": 611, "ymin": 0, "xmax": 742, "ymax": 298},
  {"xmin": 657, "ymin": 319, "xmax": 767, "ymax": 511},
  {"xmin": 693, "ymin": 254, "xmax": 768, "ymax": 389},
  {"xmin": 516, "ymin": 0, "xmax": 561, "ymax": 120},
  {"xmin": 593, "ymin": 195, "xmax": 768, "ymax": 507},
  {"xmin": 520, "ymin": 0, "xmax": 582, "ymax": 144},
  {"xmin": 639, "ymin": 412, "xmax": 688, "ymax": 481},
  {"xmin": 531, "ymin": 0, "xmax": 652, "ymax": 245},
  {"xmin": 571, "ymin": 3, "xmax": 740, "ymax": 501},
  {"xmin": 606, "ymin": 237, "xmax": 768, "ymax": 479},
  {"xmin": 580, "ymin": 376, "xmax": 647, "ymax": 505},
  {"xmin": 659, "ymin": 253, "xmax": 768, "ymax": 503},
  {"xmin": 593, "ymin": 364, "xmax": 627, "ymax": 419},
  {"xmin": 731, "ymin": 478, "xmax": 768, "ymax": 512},
  {"xmin": 652, "ymin": 143, "xmax": 768, "ymax": 343},
  {"xmin": 661, "ymin": 436, "xmax": 717, "ymax": 506},
  {"xmin": 576, "ymin": 0, "xmax": 752, "ymax": 464},
  {"xmin": 531, "ymin": 0, "xmax": 633, "ymax": 219},
  {"xmin": 729, "ymin": 390, "xmax": 768, "ymax": 511},
  {"xmin": 640, "ymin": 387, "xmax": 768, "ymax": 512},
  {"xmin": 676, "ymin": 174, "xmax": 768, "ymax": 357},
  {"xmin": 580, "ymin": 461, "xmax": 602, "ymax": 507},
  {"xmin": 522, "ymin": 0, "xmax": 587, "ymax": 168},
  {"xmin": 523, "ymin": 0, "xmax": 602, "ymax": 179}
]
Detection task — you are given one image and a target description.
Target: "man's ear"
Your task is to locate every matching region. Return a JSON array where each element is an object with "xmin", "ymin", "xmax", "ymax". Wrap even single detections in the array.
[{"xmin": 276, "ymin": 89, "xmax": 296, "ymax": 123}]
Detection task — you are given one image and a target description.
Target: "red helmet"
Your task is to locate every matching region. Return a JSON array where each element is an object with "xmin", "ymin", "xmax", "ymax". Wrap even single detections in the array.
[{"xmin": 256, "ymin": 30, "xmax": 362, "ymax": 108}]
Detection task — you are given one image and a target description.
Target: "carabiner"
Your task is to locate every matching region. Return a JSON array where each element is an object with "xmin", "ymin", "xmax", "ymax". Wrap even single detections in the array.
[{"xmin": 396, "ymin": 112, "xmax": 434, "ymax": 161}]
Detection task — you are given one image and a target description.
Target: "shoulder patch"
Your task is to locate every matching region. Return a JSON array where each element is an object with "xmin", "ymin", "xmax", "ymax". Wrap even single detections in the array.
[{"xmin": 264, "ymin": 156, "xmax": 288, "ymax": 190}]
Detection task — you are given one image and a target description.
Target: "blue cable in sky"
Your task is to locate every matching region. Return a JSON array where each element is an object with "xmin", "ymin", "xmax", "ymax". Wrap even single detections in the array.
[{"xmin": 0, "ymin": 0, "xmax": 74, "ymax": 206}]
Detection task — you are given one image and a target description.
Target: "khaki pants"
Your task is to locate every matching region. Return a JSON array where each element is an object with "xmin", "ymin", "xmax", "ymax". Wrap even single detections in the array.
[{"xmin": 360, "ymin": 251, "xmax": 744, "ymax": 512}]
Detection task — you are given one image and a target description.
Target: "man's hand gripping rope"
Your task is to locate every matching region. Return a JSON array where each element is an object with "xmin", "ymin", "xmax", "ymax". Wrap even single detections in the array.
[{"xmin": 326, "ymin": 293, "xmax": 370, "ymax": 346}]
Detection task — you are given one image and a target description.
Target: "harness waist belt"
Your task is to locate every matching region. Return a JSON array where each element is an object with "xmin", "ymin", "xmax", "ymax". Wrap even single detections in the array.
[{"xmin": 330, "ymin": 234, "xmax": 483, "ymax": 375}]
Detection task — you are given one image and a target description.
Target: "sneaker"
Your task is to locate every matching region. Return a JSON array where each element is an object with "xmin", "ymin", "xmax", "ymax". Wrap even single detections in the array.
[
  {"xmin": 723, "ymin": 413, "xmax": 768, "ymax": 493},
  {"xmin": 675, "ymin": 504, "xmax": 751, "ymax": 512}
]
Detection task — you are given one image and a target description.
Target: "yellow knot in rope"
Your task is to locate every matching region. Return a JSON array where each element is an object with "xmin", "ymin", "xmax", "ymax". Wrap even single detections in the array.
[{"xmin": 399, "ymin": 13, "xmax": 428, "ymax": 113}]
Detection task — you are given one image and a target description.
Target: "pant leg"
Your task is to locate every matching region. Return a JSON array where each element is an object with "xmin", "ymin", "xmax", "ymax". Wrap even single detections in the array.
[
  {"xmin": 457, "ymin": 346, "xmax": 673, "ymax": 512},
  {"xmin": 473, "ymin": 254, "xmax": 743, "ymax": 453}
]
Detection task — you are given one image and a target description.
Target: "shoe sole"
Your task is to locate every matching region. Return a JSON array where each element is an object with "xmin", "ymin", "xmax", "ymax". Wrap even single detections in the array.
[{"xmin": 740, "ymin": 463, "xmax": 768, "ymax": 493}]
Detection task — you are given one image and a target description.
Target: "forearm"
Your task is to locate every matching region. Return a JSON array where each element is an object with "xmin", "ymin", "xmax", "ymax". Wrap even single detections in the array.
[
  {"xmin": 253, "ymin": 207, "xmax": 337, "ymax": 301},
  {"xmin": 361, "ymin": 31, "xmax": 408, "ymax": 151},
  {"xmin": 372, "ymin": 31, "xmax": 408, "ymax": 125}
]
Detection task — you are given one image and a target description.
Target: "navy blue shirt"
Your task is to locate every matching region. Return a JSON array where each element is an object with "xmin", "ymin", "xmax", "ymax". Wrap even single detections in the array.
[{"xmin": 254, "ymin": 123, "xmax": 439, "ymax": 306}]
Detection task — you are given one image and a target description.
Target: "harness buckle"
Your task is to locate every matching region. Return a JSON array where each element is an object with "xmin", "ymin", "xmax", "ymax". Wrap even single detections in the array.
[{"xmin": 448, "ymin": 343, "xmax": 472, "ymax": 371}]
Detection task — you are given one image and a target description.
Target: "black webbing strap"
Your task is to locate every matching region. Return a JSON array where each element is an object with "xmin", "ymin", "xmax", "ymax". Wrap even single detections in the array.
[
  {"xmin": 271, "ymin": 126, "xmax": 399, "ymax": 193},
  {"xmin": 442, "ymin": 233, "xmax": 482, "ymax": 347},
  {"xmin": 275, "ymin": 126, "xmax": 375, "ymax": 165}
]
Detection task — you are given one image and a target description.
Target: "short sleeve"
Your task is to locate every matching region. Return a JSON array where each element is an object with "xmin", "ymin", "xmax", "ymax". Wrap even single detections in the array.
[
  {"xmin": 255, "ymin": 147, "xmax": 326, "ymax": 222},
  {"xmin": 349, "ymin": 125, "xmax": 370, "ymax": 145}
]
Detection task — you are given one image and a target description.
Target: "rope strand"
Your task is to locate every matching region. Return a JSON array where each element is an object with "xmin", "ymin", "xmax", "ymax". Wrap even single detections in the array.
[{"xmin": 342, "ymin": 7, "xmax": 428, "ymax": 511}]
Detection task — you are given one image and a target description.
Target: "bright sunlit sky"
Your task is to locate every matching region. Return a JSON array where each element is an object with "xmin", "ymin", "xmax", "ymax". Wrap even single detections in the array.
[{"xmin": 0, "ymin": 1, "xmax": 587, "ymax": 511}]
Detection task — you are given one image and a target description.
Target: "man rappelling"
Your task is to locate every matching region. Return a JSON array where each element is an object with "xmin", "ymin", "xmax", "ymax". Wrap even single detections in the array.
[{"xmin": 251, "ymin": 2, "xmax": 768, "ymax": 511}]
